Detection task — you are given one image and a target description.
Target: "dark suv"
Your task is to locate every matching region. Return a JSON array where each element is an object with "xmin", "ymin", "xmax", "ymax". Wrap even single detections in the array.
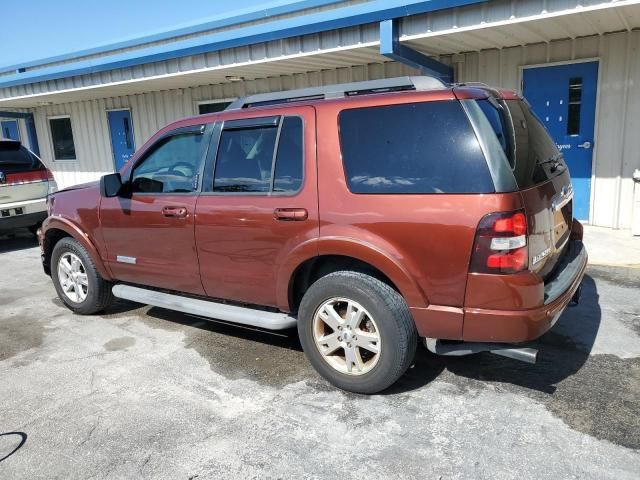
[{"xmin": 39, "ymin": 77, "xmax": 586, "ymax": 393}]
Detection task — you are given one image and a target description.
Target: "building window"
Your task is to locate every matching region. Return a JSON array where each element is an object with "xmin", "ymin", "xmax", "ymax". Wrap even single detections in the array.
[
  {"xmin": 567, "ymin": 77, "xmax": 582, "ymax": 136},
  {"xmin": 49, "ymin": 117, "xmax": 77, "ymax": 160},
  {"xmin": 198, "ymin": 101, "xmax": 231, "ymax": 115}
]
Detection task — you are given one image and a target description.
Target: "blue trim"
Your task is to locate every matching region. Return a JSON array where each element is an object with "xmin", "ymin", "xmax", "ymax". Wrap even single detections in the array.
[
  {"xmin": 0, "ymin": 0, "xmax": 484, "ymax": 90},
  {"xmin": 0, "ymin": 111, "xmax": 40, "ymax": 155},
  {"xmin": 0, "ymin": 0, "xmax": 344, "ymax": 73},
  {"xmin": 380, "ymin": 19, "xmax": 453, "ymax": 81}
]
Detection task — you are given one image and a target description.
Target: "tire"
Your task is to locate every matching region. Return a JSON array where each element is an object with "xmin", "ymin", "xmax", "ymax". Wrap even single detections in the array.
[
  {"xmin": 298, "ymin": 271, "xmax": 417, "ymax": 394},
  {"xmin": 51, "ymin": 237, "xmax": 114, "ymax": 314}
]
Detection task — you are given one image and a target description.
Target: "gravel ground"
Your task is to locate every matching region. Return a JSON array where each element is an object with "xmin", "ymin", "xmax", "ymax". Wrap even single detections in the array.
[{"xmin": 1, "ymin": 232, "xmax": 639, "ymax": 479}]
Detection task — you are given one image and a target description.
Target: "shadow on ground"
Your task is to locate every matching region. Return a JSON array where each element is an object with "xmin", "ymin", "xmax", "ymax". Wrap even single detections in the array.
[{"xmin": 0, "ymin": 232, "xmax": 38, "ymax": 254}]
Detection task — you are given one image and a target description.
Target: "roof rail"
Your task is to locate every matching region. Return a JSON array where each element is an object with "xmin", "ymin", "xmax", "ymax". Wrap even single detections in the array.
[{"xmin": 225, "ymin": 76, "xmax": 448, "ymax": 110}]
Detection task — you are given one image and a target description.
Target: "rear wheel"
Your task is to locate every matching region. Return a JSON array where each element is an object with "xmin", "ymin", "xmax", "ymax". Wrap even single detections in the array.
[
  {"xmin": 51, "ymin": 237, "xmax": 114, "ymax": 314},
  {"xmin": 298, "ymin": 271, "xmax": 417, "ymax": 394}
]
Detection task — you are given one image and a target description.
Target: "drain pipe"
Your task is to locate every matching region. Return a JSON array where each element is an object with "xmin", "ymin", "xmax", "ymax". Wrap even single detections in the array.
[{"xmin": 424, "ymin": 338, "xmax": 538, "ymax": 364}]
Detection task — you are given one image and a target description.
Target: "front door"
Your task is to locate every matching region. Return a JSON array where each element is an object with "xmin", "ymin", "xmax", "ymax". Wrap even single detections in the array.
[
  {"xmin": 195, "ymin": 108, "xmax": 318, "ymax": 309},
  {"xmin": 1, "ymin": 120, "xmax": 20, "ymax": 141},
  {"xmin": 523, "ymin": 61, "xmax": 599, "ymax": 221},
  {"xmin": 100, "ymin": 124, "xmax": 209, "ymax": 295},
  {"xmin": 107, "ymin": 109, "xmax": 136, "ymax": 171}
]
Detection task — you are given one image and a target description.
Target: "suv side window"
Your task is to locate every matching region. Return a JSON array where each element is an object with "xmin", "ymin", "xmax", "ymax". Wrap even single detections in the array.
[
  {"xmin": 212, "ymin": 116, "xmax": 303, "ymax": 193},
  {"xmin": 338, "ymin": 101, "xmax": 494, "ymax": 194},
  {"xmin": 131, "ymin": 131, "xmax": 205, "ymax": 194}
]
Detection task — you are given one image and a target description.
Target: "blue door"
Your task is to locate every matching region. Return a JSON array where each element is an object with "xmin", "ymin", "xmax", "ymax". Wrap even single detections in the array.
[
  {"xmin": 1, "ymin": 120, "xmax": 20, "ymax": 141},
  {"xmin": 107, "ymin": 110, "xmax": 136, "ymax": 171},
  {"xmin": 523, "ymin": 61, "xmax": 598, "ymax": 221}
]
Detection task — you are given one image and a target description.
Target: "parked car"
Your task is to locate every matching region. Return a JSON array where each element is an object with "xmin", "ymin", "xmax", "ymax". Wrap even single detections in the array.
[
  {"xmin": 38, "ymin": 77, "xmax": 586, "ymax": 394},
  {"xmin": 0, "ymin": 138, "xmax": 56, "ymax": 235}
]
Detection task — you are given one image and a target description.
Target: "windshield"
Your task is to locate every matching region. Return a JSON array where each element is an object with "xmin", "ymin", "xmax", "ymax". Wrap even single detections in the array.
[{"xmin": 477, "ymin": 98, "xmax": 566, "ymax": 189}]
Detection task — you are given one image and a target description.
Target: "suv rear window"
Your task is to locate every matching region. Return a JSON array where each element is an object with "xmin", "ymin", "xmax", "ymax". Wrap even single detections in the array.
[
  {"xmin": 478, "ymin": 98, "xmax": 565, "ymax": 189},
  {"xmin": 338, "ymin": 101, "xmax": 494, "ymax": 194},
  {"xmin": 0, "ymin": 142, "xmax": 43, "ymax": 173}
]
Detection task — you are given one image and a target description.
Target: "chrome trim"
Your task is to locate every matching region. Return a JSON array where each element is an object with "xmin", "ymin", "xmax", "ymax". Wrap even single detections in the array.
[{"xmin": 116, "ymin": 255, "xmax": 137, "ymax": 265}]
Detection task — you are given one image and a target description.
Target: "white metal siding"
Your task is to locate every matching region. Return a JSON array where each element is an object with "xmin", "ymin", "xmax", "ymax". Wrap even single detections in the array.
[{"xmin": 455, "ymin": 31, "xmax": 640, "ymax": 229}]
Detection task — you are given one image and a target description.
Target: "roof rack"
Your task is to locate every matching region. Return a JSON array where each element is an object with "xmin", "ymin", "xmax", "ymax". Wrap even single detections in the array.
[{"xmin": 225, "ymin": 76, "xmax": 448, "ymax": 110}]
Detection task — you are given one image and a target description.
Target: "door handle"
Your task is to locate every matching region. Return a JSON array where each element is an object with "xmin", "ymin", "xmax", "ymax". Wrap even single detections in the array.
[
  {"xmin": 274, "ymin": 208, "xmax": 308, "ymax": 221},
  {"xmin": 162, "ymin": 206, "xmax": 188, "ymax": 218},
  {"xmin": 578, "ymin": 141, "xmax": 592, "ymax": 149}
]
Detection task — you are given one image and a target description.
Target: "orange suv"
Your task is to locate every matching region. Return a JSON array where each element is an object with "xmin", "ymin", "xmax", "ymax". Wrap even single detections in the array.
[{"xmin": 39, "ymin": 77, "xmax": 586, "ymax": 393}]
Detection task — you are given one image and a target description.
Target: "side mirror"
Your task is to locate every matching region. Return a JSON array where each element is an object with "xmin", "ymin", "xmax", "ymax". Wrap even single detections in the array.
[{"xmin": 100, "ymin": 172, "xmax": 123, "ymax": 197}]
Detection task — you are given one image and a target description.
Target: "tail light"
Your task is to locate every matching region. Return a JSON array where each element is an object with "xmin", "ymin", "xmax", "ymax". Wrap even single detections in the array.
[{"xmin": 469, "ymin": 210, "xmax": 528, "ymax": 274}]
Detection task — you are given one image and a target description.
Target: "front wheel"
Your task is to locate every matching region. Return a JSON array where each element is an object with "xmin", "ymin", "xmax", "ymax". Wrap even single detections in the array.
[
  {"xmin": 298, "ymin": 271, "xmax": 417, "ymax": 394},
  {"xmin": 51, "ymin": 237, "xmax": 114, "ymax": 314}
]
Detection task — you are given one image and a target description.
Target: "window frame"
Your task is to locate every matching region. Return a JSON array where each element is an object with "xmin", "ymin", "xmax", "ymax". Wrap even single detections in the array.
[
  {"xmin": 48, "ymin": 115, "xmax": 77, "ymax": 162},
  {"xmin": 201, "ymin": 114, "xmax": 305, "ymax": 197},
  {"xmin": 125, "ymin": 123, "xmax": 213, "ymax": 196}
]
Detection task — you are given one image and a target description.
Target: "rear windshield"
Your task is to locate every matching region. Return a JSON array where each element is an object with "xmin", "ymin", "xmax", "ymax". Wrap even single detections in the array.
[
  {"xmin": 338, "ymin": 101, "xmax": 494, "ymax": 194},
  {"xmin": 478, "ymin": 98, "xmax": 565, "ymax": 189},
  {"xmin": 0, "ymin": 143, "xmax": 43, "ymax": 173}
]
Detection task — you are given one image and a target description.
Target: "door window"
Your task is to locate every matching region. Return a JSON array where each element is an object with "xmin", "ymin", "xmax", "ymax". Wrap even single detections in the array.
[
  {"xmin": 131, "ymin": 131, "xmax": 206, "ymax": 194},
  {"xmin": 212, "ymin": 116, "xmax": 303, "ymax": 193}
]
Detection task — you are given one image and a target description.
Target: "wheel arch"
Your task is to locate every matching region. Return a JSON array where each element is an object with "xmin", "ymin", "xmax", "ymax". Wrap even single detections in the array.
[
  {"xmin": 42, "ymin": 217, "xmax": 112, "ymax": 280},
  {"xmin": 282, "ymin": 237, "xmax": 429, "ymax": 313}
]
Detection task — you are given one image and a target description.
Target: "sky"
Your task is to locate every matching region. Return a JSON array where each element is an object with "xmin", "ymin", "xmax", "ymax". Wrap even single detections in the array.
[{"xmin": 0, "ymin": 0, "xmax": 288, "ymax": 68}]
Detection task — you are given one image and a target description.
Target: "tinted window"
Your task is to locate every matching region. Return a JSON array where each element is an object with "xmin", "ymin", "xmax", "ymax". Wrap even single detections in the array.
[
  {"xmin": 49, "ymin": 117, "xmax": 77, "ymax": 160},
  {"xmin": 338, "ymin": 101, "xmax": 494, "ymax": 194},
  {"xmin": 213, "ymin": 126, "xmax": 278, "ymax": 192},
  {"xmin": 0, "ymin": 143, "xmax": 41, "ymax": 173},
  {"xmin": 506, "ymin": 100, "xmax": 565, "ymax": 189},
  {"xmin": 131, "ymin": 132, "xmax": 205, "ymax": 193},
  {"xmin": 273, "ymin": 117, "xmax": 303, "ymax": 193}
]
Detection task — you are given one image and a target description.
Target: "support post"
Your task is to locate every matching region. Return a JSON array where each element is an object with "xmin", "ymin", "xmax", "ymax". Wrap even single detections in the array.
[{"xmin": 380, "ymin": 19, "xmax": 453, "ymax": 83}]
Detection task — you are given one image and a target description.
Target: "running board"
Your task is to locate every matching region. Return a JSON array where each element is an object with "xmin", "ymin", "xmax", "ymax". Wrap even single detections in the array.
[
  {"xmin": 112, "ymin": 284, "xmax": 297, "ymax": 330},
  {"xmin": 424, "ymin": 338, "xmax": 537, "ymax": 364}
]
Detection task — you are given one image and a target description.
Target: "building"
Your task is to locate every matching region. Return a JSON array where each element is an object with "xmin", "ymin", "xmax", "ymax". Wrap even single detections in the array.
[{"xmin": 1, "ymin": 0, "xmax": 639, "ymax": 229}]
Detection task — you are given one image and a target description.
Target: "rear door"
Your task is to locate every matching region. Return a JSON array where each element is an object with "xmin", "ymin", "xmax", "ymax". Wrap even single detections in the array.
[
  {"xmin": 195, "ymin": 107, "xmax": 317, "ymax": 308},
  {"xmin": 505, "ymin": 99, "xmax": 574, "ymax": 277}
]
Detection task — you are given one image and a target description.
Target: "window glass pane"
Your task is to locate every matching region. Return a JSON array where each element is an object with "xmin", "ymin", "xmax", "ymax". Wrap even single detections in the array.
[
  {"xmin": 199, "ymin": 102, "xmax": 231, "ymax": 115},
  {"xmin": 505, "ymin": 100, "xmax": 565, "ymax": 189},
  {"xmin": 273, "ymin": 117, "xmax": 303, "ymax": 193},
  {"xmin": 49, "ymin": 118, "xmax": 76, "ymax": 160},
  {"xmin": 0, "ymin": 143, "xmax": 38, "ymax": 172},
  {"xmin": 213, "ymin": 126, "xmax": 277, "ymax": 192},
  {"xmin": 131, "ymin": 132, "xmax": 204, "ymax": 193},
  {"xmin": 567, "ymin": 77, "xmax": 582, "ymax": 136},
  {"xmin": 338, "ymin": 101, "xmax": 494, "ymax": 194}
]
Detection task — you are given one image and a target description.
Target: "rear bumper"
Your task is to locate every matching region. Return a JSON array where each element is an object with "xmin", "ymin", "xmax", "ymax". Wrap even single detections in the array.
[{"xmin": 462, "ymin": 240, "xmax": 587, "ymax": 343}]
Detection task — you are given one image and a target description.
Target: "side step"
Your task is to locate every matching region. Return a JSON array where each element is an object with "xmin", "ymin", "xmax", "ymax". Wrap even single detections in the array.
[
  {"xmin": 424, "ymin": 338, "xmax": 538, "ymax": 364},
  {"xmin": 112, "ymin": 284, "xmax": 297, "ymax": 330}
]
